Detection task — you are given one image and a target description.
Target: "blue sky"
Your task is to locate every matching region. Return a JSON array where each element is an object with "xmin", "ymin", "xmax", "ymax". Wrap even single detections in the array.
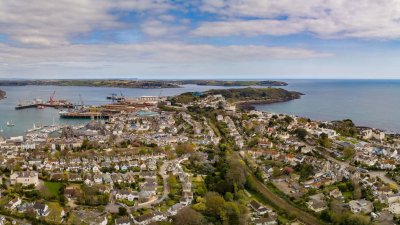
[{"xmin": 1, "ymin": 0, "xmax": 400, "ymax": 79}]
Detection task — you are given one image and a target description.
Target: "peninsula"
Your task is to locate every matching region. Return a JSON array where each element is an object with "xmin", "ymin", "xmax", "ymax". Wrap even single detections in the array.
[
  {"xmin": 0, "ymin": 79, "xmax": 287, "ymax": 89},
  {"xmin": 171, "ymin": 87, "xmax": 302, "ymax": 110}
]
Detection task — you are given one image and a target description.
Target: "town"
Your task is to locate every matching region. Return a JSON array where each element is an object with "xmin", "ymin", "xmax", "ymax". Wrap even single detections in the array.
[{"xmin": 0, "ymin": 89, "xmax": 400, "ymax": 225}]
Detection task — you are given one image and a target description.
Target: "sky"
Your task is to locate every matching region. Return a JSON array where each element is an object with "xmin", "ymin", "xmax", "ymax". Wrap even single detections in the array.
[{"xmin": 1, "ymin": 0, "xmax": 400, "ymax": 79}]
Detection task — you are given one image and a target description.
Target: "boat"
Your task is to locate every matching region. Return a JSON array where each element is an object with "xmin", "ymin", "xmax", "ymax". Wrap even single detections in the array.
[
  {"xmin": 37, "ymin": 105, "xmax": 45, "ymax": 109},
  {"xmin": 6, "ymin": 121, "xmax": 15, "ymax": 127}
]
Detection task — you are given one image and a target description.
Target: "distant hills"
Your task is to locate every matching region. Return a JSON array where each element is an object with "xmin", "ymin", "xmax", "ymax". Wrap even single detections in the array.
[{"xmin": 0, "ymin": 79, "xmax": 287, "ymax": 89}]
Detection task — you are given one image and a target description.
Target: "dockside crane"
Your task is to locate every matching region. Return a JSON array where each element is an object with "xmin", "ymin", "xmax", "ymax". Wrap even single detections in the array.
[{"xmin": 49, "ymin": 91, "xmax": 56, "ymax": 104}]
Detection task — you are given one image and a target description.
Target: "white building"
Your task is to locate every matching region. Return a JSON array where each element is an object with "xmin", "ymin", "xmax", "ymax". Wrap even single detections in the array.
[{"xmin": 10, "ymin": 171, "xmax": 39, "ymax": 186}]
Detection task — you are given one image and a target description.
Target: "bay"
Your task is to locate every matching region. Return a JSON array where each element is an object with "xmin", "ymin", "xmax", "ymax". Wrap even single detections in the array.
[
  {"xmin": 256, "ymin": 79, "xmax": 400, "ymax": 133},
  {"xmin": 0, "ymin": 84, "xmax": 234, "ymax": 137}
]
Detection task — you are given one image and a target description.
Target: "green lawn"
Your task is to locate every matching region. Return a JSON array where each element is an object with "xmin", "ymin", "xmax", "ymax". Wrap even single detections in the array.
[{"xmin": 44, "ymin": 181, "xmax": 63, "ymax": 198}]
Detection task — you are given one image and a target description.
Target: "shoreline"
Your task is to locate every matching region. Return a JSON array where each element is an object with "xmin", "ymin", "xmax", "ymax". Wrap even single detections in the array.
[{"xmin": 0, "ymin": 79, "xmax": 288, "ymax": 89}]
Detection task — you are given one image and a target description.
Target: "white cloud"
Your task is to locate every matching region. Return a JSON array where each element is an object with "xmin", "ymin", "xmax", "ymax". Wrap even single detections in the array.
[
  {"xmin": 0, "ymin": 0, "xmax": 172, "ymax": 46},
  {"xmin": 141, "ymin": 20, "xmax": 187, "ymax": 37},
  {"xmin": 0, "ymin": 42, "xmax": 328, "ymax": 63},
  {"xmin": 198, "ymin": 0, "xmax": 400, "ymax": 39}
]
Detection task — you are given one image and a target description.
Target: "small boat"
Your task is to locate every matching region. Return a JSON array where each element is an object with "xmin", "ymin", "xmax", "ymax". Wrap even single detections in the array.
[
  {"xmin": 37, "ymin": 105, "xmax": 45, "ymax": 109},
  {"xmin": 6, "ymin": 121, "xmax": 15, "ymax": 127}
]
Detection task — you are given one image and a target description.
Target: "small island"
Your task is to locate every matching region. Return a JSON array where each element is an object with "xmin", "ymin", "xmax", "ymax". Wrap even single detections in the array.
[
  {"xmin": 171, "ymin": 87, "xmax": 302, "ymax": 110},
  {"xmin": 0, "ymin": 89, "xmax": 5, "ymax": 100},
  {"xmin": 0, "ymin": 79, "xmax": 288, "ymax": 89}
]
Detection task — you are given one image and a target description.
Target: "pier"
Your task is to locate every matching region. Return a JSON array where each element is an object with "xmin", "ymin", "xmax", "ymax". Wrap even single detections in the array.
[{"xmin": 15, "ymin": 103, "xmax": 74, "ymax": 110}]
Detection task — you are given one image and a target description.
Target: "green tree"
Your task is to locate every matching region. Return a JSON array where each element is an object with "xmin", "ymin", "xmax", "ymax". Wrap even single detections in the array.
[
  {"xmin": 293, "ymin": 128, "xmax": 308, "ymax": 140},
  {"xmin": 118, "ymin": 207, "xmax": 127, "ymax": 216},
  {"xmin": 173, "ymin": 207, "xmax": 206, "ymax": 225}
]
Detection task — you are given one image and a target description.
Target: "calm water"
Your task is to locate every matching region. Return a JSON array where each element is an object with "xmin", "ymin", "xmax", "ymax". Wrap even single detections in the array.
[
  {"xmin": 256, "ymin": 79, "xmax": 400, "ymax": 133},
  {"xmin": 1, "ymin": 80, "xmax": 400, "ymax": 137},
  {"xmin": 0, "ymin": 84, "xmax": 235, "ymax": 137}
]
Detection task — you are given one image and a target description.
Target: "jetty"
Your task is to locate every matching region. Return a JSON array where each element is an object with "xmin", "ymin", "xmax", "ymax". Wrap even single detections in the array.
[{"xmin": 15, "ymin": 92, "xmax": 74, "ymax": 110}]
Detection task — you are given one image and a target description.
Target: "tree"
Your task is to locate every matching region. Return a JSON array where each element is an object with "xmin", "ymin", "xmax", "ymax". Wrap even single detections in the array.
[
  {"xmin": 224, "ymin": 202, "xmax": 241, "ymax": 225},
  {"xmin": 118, "ymin": 207, "xmax": 127, "ymax": 216},
  {"xmin": 343, "ymin": 146, "xmax": 355, "ymax": 160},
  {"xmin": 205, "ymin": 192, "xmax": 226, "ymax": 219},
  {"xmin": 173, "ymin": 207, "xmax": 206, "ymax": 225},
  {"xmin": 175, "ymin": 143, "xmax": 195, "ymax": 156},
  {"xmin": 225, "ymin": 156, "xmax": 247, "ymax": 191},
  {"xmin": 319, "ymin": 133, "xmax": 331, "ymax": 148},
  {"xmin": 293, "ymin": 128, "xmax": 308, "ymax": 140}
]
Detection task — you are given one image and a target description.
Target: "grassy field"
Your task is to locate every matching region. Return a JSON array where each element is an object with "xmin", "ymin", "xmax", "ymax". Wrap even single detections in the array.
[{"xmin": 43, "ymin": 181, "xmax": 63, "ymax": 198}]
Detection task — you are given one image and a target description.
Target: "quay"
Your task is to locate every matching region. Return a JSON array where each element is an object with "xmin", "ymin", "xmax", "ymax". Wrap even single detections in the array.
[
  {"xmin": 15, "ymin": 103, "xmax": 74, "ymax": 110},
  {"xmin": 59, "ymin": 111, "xmax": 111, "ymax": 119}
]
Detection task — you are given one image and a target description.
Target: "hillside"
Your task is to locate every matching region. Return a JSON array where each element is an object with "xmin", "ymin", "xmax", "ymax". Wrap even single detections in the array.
[{"xmin": 171, "ymin": 87, "xmax": 302, "ymax": 108}]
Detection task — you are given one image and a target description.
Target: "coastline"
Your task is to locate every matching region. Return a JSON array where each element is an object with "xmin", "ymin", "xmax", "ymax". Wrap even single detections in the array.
[{"xmin": 0, "ymin": 79, "xmax": 288, "ymax": 89}]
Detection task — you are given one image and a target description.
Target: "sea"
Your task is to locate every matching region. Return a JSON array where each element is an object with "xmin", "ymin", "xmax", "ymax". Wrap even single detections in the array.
[{"xmin": 0, "ymin": 80, "xmax": 399, "ymax": 137}]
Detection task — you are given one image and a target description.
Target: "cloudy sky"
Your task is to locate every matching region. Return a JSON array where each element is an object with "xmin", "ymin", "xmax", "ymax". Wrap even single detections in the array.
[{"xmin": 1, "ymin": 0, "xmax": 400, "ymax": 79}]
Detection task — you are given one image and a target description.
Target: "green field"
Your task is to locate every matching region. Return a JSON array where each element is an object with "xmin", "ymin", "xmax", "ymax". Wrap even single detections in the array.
[{"xmin": 44, "ymin": 181, "xmax": 63, "ymax": 198}]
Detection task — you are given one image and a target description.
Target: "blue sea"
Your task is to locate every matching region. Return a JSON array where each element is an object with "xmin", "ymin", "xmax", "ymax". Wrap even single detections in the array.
[
  {"xmin": 256, "ymin": 79, "xmax": 400, "ymax": 133},
  {"xmin": 0, "ymin": 84, "xmax": 235, "ymax": 137},
  {"xmin": 0, "ymin": 80, "xmax": 399, "ymax": 137}
]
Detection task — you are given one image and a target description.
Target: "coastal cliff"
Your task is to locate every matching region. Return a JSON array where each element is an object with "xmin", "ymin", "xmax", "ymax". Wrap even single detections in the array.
[{"xmin": 0, "ymin": 90, "xmax": 5, "ymax": 100}]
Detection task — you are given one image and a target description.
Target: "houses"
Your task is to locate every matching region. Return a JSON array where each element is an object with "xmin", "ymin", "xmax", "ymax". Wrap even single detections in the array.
[
  {"xmin": 134, "ymin": 212, "xmax": 167, "ymax": 225},
  {"xmin": 10, "ymin": 171, "xmax": 39, "ymax": 186},
  {"xmin": 75, "ymin": 210, "xmax": 108, "ymax": 225},
  {"xmin": 6, "ymin": 197, "xmax": 21, "ymax": 210},
  {"xmin": 252, "ymin": 217, "xmax": 278, "ymax": 225},
  {"xmin": 168, "ymin": 203, "xmax": 184, "ymax": 216},
  {"xmin": 307, "ymin": 194, "xmax": 328, "ymax": 213},
  {"xmin": 33, "ymin": 202, "xmax": 51, "ymax": 217},
  {"xmin": 248, "ymin": 200, "xmax": 269, "ymax": 216},
  {"xmin": 329, "ymin": 188, "xmax": 343, "ymax": 200},
  {"xmin": 115, "ymin": 217, "xmax": 131, "ymax": 225},
  {"xmin": 362, "ymin": 129, "xmax": 385, "ymax": 141},
  {"xmin": 349, "ymin": 199, "xmax": 373, "ymax": 214},
  {"xmin": 114, "ymin": 189, "xmax": 139, "ymax": 202}
]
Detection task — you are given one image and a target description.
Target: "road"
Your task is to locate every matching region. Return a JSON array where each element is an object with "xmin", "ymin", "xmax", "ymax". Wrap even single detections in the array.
[
  {"xmin": 238, "ymin": 153, "xmax": 324, "ymax": 225},
  {"xmin": 133, "ymin": 160, "xmax": 171, "ymax": 209}
]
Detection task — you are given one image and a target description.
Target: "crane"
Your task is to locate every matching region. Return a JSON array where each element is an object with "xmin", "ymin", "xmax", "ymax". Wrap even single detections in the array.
[
  {"xmin": 79, "ymin": 94, "xmax": 84, "ymax": 110},
  {"xmin": 119, "ymin": 91, "xmax": 125, "ymax": 102},
  {"xmin": 49, "ymin": 91, "xmax": 56, "ymax": 104}
]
